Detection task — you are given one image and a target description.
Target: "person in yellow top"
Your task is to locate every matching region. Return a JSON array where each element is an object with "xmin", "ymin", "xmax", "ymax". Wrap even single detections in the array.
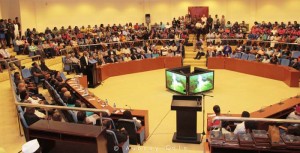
[
  {"xmin": 80, "ymin": 26, "xmax": 86, "ymax": 33},
  {"xmin": 119, "ymin": 33, "xmax": 126, "ymax": 42}
]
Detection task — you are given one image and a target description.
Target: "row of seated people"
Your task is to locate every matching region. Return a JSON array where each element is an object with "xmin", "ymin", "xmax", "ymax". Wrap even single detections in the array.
[
  {"xmin": 62, "ymin": 42, "xmax": 185, "ymax": 74},
  {"xmin": 207, "ymin": 105, "xmax": 300, "ymax": 139},
  {"xmin": 204, "ymin": 42, "xmax": 300, "ymax": 70},
  {"xmin": 44, "ymin": 74, "xmax": 144, "ymax": 145},
  {"xmin": 13, "ymin": 31, "xmax": 187, "ymax": 58},
  {"xmin": 12, "ymin": 59, "xmax": 62, "ymax": 122},
  {"xmin": 248, "ymin": 21, "xmax": 300, "ymax": 44},
  {"xmin": 11, "ymin": 59, "xmax": 143, "ymax": 148},
  {"xmin": 14, "ymin": 16, "xmax": 190, "ymax": 54}
]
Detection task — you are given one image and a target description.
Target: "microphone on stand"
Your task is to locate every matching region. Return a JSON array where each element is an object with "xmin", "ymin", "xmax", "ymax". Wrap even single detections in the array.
[
  {"xmin": 125, "ymin": 105, "xmax": 132, "ymax": 111},
  {"xmin": 258, "ymin": 106, "xmax": 265, "ymax": 112},
  {"xmin": 278, "ymin": 99, "xmax": 284, "ymax": 105},
  {"xmin": 227, "ymin": 110, "xmax": 231, "ymax": 116}
]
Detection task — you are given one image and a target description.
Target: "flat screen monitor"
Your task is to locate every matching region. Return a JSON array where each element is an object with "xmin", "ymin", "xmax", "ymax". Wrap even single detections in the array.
[
  {"xmin": 166, "ymin": 70, "xmax": 187, "ymax": 94},
  {"xmin": 189, "ymin": 71, "xmax": 214, "ymax": 94}
]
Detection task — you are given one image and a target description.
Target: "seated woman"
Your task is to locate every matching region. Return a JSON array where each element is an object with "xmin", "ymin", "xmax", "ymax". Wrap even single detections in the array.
[{"xmin": 123, "ymin": 110, "xmax": 142, "ymax": 129}]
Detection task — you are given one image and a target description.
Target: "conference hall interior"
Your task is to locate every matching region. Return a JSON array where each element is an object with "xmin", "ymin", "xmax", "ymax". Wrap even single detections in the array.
[{"xmin": 0, "ymin": 0, "xmax": 300, "ymax": 153}]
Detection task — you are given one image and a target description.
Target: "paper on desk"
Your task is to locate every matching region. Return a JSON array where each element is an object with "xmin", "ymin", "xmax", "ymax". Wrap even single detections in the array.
[
  {"xmin": 88, "ymin": 98, "xmax": 96, "ymax": 101},
  {"xmin": 120, "ymin": 109, "xmax": 125, "ymax": 113},
  {"xmin": 114, "ymin": 110, "xmax": 120, "ymax": 114}
]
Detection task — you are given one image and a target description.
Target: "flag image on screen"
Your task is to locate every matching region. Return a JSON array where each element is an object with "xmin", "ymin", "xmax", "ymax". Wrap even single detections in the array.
[
  {"xmin": 166, "ymin": 71, "xmax": 186, "ymax": 94},
  {"xmin": 189, "ymin": 72, "xmax": 214, "ymax": 94}
]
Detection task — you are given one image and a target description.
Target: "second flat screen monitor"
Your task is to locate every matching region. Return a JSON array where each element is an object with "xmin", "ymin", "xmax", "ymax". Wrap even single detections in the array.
[{"xmin": 189, "ymin": 71, "xmax": 214, "ymax": 94}]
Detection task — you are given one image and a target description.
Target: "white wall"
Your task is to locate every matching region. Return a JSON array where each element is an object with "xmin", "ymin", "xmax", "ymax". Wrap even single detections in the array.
[{"xmin": 18, "ymin": 0, "xmax": 300, "ymax": 32}]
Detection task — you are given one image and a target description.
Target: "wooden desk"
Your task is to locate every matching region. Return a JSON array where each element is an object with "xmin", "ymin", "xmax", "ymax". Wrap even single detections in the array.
[
  {"xmin": 66, "ymin": 79, "xmax": 149, "ymax": 140},
  {"xmin": 98, "ymin": 56, "xmax": 182, "ymax": 82},
  {"xmin": 251, "ymin": 96, "xmax": 300, "ymax": 118},
  {"xmin": 206, "ymin": 96, "xmax": 300, "ymax": 153},
  {"xmin": 207, "ymin": 57, "xmax": 300, "ymax": 87},
  {"xmin": 29, "ymin": 120, "xmax": 107, "ymax": 153}
]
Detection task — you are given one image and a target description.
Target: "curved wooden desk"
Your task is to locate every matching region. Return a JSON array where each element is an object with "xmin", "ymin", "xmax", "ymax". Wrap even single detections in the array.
[
  {"xmin": 207, "ymin": 57, "xmax": 300, "ymax": 87},
  {"xmin": 66, "ymin": 79, "xmax": 149, "ymax": 140},
  {"xmin": 98, "ymin": 56, "xmax": 182, "ymax": 82}
]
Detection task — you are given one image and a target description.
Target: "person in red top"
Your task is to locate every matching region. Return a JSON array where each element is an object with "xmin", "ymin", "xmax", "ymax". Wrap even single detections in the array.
[
  {"xmin": 134, "ymin": 23, "xmax": 139, "ymax": 30},
  {"xmin": 207, "ymin": 105, "xmax": 221, "ymax": 130},
  {"xmin": 278, "ymin": 27, "xmax": 286, "ymax": 35}
]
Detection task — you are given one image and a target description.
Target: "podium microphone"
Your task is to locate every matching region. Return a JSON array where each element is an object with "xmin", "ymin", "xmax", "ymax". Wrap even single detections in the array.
[{"xmin": 125, "ymin": 105, "xmax": 132, "ymax": 111}]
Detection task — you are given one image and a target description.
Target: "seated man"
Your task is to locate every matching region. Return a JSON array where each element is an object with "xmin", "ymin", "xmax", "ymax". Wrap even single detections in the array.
[
  {"xmin": 234, "ymin": 111, "xmax": 250, "ymax": 134},
  {"xmin": 291, "ymin": 58, "xmax": 300, "ymax": 70},
  {"xmin": 160, "ymin": 43, "xmax": 169, "ymax": 56},
  {"xmin": 59, "ymin": 87, "xmax": 68, "ymax": 99},
  {"xmin": 169, "ymin": 43, "xmax": 177, "ymax": 56},
  {"xmin": 63, "ymin": 91, "xmax": 76, "ymax": 105},
  {"xmin": 194, "ymin": 46, "xmax": 205, "ymax": 60},
  {"xmin": 130, "ymin": 53, "xmax": 139, "ymax": 61},
  {"xmin": 106, "ymin": 54, "xmax": 117, "ymax": 63},
  {"xmin": 105, "ymin": 121, "xmax": 128, "ymax": 144},
  {"xmin": 30, "ymin": 62, "xmax": 49, "ymax": 81},
  {"xmin": 19, "ymin": 90, "xmax": 45, "ymax": 105},
  {"xmin": 207, "ymin": 105, "xmax": 221, "ymax": 130},
  {"xmin": 222, "ymin": 44, "xmax": 232, "ymax": 57},
  {"xmin": 39, "ymin": 59, "xmax": 59, "ymax": 78},
  {"xmin": 52, "ymin": 111, "xmax": 62, "ymax": 122},
  {"xmin": 284, "ymin": 105, "xmax": 300, "ymax": 135},
  {"xmin": 0, "ymin": 45, "xmax": 21, "ymax": 70},
  {"xmin": 24, "ymin": 107, "xmax": 40, "ymax": 126}
]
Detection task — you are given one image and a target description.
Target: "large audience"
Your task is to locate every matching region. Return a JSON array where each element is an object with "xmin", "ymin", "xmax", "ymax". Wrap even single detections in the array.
[{"xmin": 2, "ymin": 12, "xmax": 300, "ymax": 152}]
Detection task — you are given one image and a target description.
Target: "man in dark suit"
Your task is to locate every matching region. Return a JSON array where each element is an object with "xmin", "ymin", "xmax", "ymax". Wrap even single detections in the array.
[
  {"xmin": 79, "ymin": 51, "xmax": 89, "ymax": 75},
  {"xmin": 80, "ymin": 51, "xmax": 95, "ymax": 86},
  {"xmin": 106, "ymin": 54, "xmax": 117, "ymax": 63},
  {"xmin": 107, "ymin": 46, "xmax": 116, "ymax": 56},
  {"xmin": 130, "ymin": 45, "xmax": 137, "ymax": 55},
  {"xmin": 131, "ymin": 53, "xmax": 138, "ymax": 60},
  {"xmin": 24, "ymin": 107, "xmax": 40, "ymax": 126},
  {"xmin": 63, "ymin": 91, "xmax": 76, "ymax": 105},
  {"xmin": 143, "ymin": 43, "xmax": 152, "ymax": 54},
  {"xmin": 177, "ymin": 41, "xmax": 185, "ymax": 58}
]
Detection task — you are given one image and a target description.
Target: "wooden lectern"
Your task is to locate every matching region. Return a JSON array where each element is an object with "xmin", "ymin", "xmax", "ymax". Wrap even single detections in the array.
[
  {"xmin": 88, "ymin": 59, "xmax": 100, "ymax": 88},
  {"xmin": 171, "ymin": 95, "xmax": 202, "ymax": 144}
]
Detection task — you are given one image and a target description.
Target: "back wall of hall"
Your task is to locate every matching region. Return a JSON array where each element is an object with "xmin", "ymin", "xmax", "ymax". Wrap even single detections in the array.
[{"xmin": 1, "ymin": 0, "xmax": 299, "ymax": 32}]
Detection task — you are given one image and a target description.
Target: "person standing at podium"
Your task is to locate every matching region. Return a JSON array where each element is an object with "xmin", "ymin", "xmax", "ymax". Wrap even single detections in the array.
[
  {"xmin": 80, "ymin": 51, "xmax": 94, "ymax": 85},
  {"xmin": 80, "ymin": 51, "xmax": 89, "ymax": 75}
]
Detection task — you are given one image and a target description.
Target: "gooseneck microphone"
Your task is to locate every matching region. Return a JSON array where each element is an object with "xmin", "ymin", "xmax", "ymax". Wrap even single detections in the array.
[{"xmin": 125, "ymin": 105, "xmax": 132, "ymax": 111}]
